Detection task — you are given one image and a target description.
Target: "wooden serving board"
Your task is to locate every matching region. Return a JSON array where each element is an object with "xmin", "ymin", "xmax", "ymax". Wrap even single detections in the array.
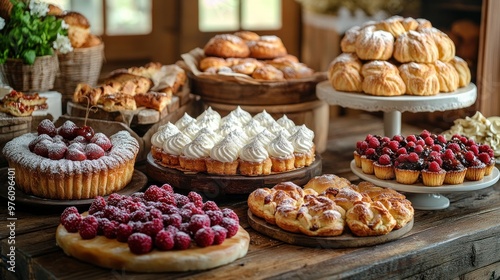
[
  {"xmin": 145, "ymin": 153, "xmax": 322, "ymax": 196},
  {"xmin": 247, "ymin": 209, "xmax": 414, "ymax": 248}
]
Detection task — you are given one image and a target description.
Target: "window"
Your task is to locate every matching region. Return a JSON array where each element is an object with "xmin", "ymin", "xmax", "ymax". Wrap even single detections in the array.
[{"xmin": 199, "ymin": 0, "xmax": 281, "ymax": 32}]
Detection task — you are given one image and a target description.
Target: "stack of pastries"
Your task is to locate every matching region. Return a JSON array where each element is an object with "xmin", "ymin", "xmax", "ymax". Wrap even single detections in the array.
[
  {"xmin": 150, "ymin": 106, "xmax": 316, "ymax": 176},
  {"xmin": 199, "ymin": 31, "xmax": 315, "ymax": 81},
  {"xmin": 328, "ymin": 16, "xmax": 471, "ymax": 96},
  {"xmin": 248, "ymin": 175, "xmax": 414, "ymax": 237}
]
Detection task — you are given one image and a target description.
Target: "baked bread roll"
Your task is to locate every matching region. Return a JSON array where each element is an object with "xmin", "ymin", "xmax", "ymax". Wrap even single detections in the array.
[
  {"xmin": 248, "ymin": 35, "xmax": 287, "ymax": 59},
  {"xmin": 231, "ymin": 58, "xmax": 262, "ymax": 75},
  {"xmin": 346, "ymin": 201, "xmax": 397, "ymax": 236},
  {"xmin": 419, "ymin": 27, "xmax": 456, "ymax": 62},
  {"xmin": 60, "ymin": 12, "xmax": 91, "ymax": 48},
  {"xmin": 377, "ymin": 197, "xmax": 414, "ymax": 230},
  {"xmin": 401, "ymin": 17, "xmax": 419, "ymax": 32},
  {"xmin": 375, "ymin": 16, "xmax": 406, "ymax": 37},
  {"xmin": 234, "ymin": 31, "xmax": 260, "ymax": 42},
  {"xmin": 393, "ymin": 30, "xmax": 439, "ymax": 63},
  {"xmin": 398, "ymin": 62, "xmax": 440, "ymax": 96},
  {"xmin": 303, "ymin": 174, "xmax": 352, "ymax": 194},
  {"xmin": 199, "ymin": 57, "xmax": 230, "ymax": 72},
  {"xmin": 340, "ymin": 26, "xmax": 360, "ymax": 53},
  {"xmin": 251, "ymin": 64, "xmax": 285, "ymax": 81},
  {"xmin": 416, "ymin": 18, "xmax": 432, "ymax": 30},
  {"xmin": 449, "ymin": 56, "xmax": 471, "ymax": 87},
  {"xmin": 432, "ymin": 60, "xmax": 460, "ymax": 92},
  {"xmin": 327, "ymin": 53, "xmax": 363, "ymax": 92},
  {"xmin": 203, "ymin": 34, "xmax": 250, "ymax": 58},
  {"xmin": 320, "ymin": 187, "xmax": 372, "ymax": 212},
  {"xmin": 361, "ymin": 61, "xmax": 406, "ymax": 96},
  {"xmin": 266, "ymin": 59, "xmax": 314, "ymax": 80},
  {"xmin": 355, "ymin": 27, "xmax": 394, "ymax": 61}
]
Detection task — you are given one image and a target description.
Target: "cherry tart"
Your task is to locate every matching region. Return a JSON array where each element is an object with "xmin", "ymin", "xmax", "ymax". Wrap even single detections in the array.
[
  {"xmin": 2, "ymin": 119, "xmax": 139, "ymax": 199},
  {"xmin": 56, "ymin": 185, "xmax": 250, "ymax": 272}
]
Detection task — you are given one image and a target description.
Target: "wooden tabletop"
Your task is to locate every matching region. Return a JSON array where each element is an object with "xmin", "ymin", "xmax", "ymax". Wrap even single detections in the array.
[{"xmin": 2, "ymin": 116, "xmax": 500, "ymax": 279}]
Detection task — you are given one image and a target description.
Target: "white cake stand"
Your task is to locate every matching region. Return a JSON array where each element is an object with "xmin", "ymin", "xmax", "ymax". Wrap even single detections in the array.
[
  {"xmin": 316, "ymin": 81, "xmax": 485, "ymax": 209},
  {"xmin": 316, "ymin": 81, "xmax": 477, "ymax": 137},
  {"xmin": 351, "ymin": 161, "xmax": 500, "ymax": 210}
]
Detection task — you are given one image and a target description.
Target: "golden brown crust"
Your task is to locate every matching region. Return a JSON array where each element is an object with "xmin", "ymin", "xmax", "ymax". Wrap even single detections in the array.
[
  {"xmin": 203, "ymin": 34, "xmax": 250, "ymax": 58},
  {"xmin": 328, "ymin": 53, "xmax": 363, "ymax": 92},
  {"xmin": 56, "ymin": 223, "xmax": 250, "ymax": 272},
  {"xmin": 60, "ymin": 12, "xmax": 91, "ymax": 48},
  {"xmin": 134, "ymin": 90, "xmax": 172, "ymax": 111},
  {"xmin": 394, "ymin": 30, "xmax": 439, "ymax": 63},
  {"xmin": 345, "ymin": 201, "xmax": 397, "ymax": 236},
  {"xmin": 251, "ymin": 64, "xmax": 285, "ymax": 81},
  {"xmin": 199, "ymin": 57, "xmax": 230, "ymax": 72},
  {"xmin": 432, "ymin": 60, "xmax": 460, "ymax": 92},
  {"xmin": 47, "ymin": 4, "xmax": 64, "ymax": 16},
  {"xmin": 303, "ymin": 173, "xmax": 352, "ymax": 194},
  {"xmin": 355, "ymin": 28, "xmax": 394, "ymax": 61},
  {"xmin": 361, "ymin": 61, "xmax": 406, "ymax": 96},
  {"xmin": 419, "ymin": 27, "xmax": 456, "ymax": 62},
  {"xmin": 375, "ymin": 16, "xmax": 406, "ymax": 37},
  {"xmin": 401, "ymin": 17, "xmax": 419, "ymax": 32},
  {"xmin": 102, "ymin": 94, "xmax": 137, "ymax": 111},
  {"xmin": 233, "ymin": 31, "xmax": 260, "ymax": 42},
  {"xmin": 449, "ymin": 56, "xmax": 471, "ymax": 87},
  {"xmin": 398, "ymin": 62, "xmax": 440, "ymax": 96},
  {"xmin": 341, "ymin": 26, "xmax": 360, "ymax": 53},
  {"xmin": 103, "ymin": 72, "xmax": 154, "ymax": 96},
  {"xmin": 248, "ymin": 35, "xmax": 288, "ymax": 59}
]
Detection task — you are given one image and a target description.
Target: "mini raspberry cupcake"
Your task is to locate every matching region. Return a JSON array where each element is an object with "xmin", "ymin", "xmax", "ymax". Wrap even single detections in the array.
[
  {"xmin": 394, "ymin": 152, "xmax": 422, "ymax": 185},
  {"xmin": 421, "ymin": 160, "xmax": 446, "ymax": 187},
  {"xmin": 373, "ymin": 154, "xmax": 395, "ymax": 180},
  {"xmin": 440, "ymin": 149, "xmax": 467, "ymax": 185},
  {"xmin": 478, "ymin": 144, "xmax": 495, "ymax": 176},
  {"xmin": 462, "ymin": 150, "xmax": 486, "ymax": 181}
]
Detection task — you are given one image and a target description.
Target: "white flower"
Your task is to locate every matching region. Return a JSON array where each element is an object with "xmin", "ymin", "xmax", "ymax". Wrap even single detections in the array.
[
  {"xmin": 53, "ymin": 34, "xmax": 73, "ymax": 54},
  {"xmin": 29, "ymin": 0, "xmax": 49, "ymax": 17},
  {"xmin": 0, "ymin": 17, "xmax": 5, "ymax": 31},
  {"xmin": 61, "ymin": 20, "xmax": 69, "ymax": 30}
]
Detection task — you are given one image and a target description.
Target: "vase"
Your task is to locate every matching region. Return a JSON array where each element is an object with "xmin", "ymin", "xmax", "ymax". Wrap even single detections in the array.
[{"xmin": 0, "ymin": 54, "xmax": 59, "ymax": 92}]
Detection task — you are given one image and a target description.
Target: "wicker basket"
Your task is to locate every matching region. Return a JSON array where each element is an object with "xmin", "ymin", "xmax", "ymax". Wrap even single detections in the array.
[
  {"xmin": 54, "ymin": 43, "xmax": 105, "ymax": 96},
  {"xmin": 0, "ymin": 0, "xmax": 12, "ymax": 20},
  {"xmin": 0, "ymin": 54, "xmax": 59, "ymax": 92}
]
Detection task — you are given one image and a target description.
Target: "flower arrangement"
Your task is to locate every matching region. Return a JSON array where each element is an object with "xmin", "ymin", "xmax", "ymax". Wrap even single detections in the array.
[
  {"xmin": 295, "ymin": 0, "xmax": 410, "ymax": 16},
  {"xmin": 0, "ymin": 0, "xmax": 73, "ymax": 65}
]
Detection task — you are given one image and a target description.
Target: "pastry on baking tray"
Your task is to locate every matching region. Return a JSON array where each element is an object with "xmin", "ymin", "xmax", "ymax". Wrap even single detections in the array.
[{"xmin": 56, "ymin": 186, "xmax": 249, "ymax": 272}]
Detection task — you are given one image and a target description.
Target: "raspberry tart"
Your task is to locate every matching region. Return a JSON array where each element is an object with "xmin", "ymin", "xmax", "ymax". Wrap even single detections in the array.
[
  {"xmin": 2, "ymin": 119, "xmax": 139, "ymax": 199},
  {"xmin": 56, "ymin": 185, "xmax": 250, "ymax": 272}
]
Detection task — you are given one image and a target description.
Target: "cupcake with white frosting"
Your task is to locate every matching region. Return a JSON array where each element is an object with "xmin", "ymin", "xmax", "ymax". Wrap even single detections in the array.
[
  {"xmin": 206, "ymin": 137, "xmax": 240, "ymax": 175},
  {"xmin": 179, "ymin": 133, "xmax": 215, "ymax": 172},
  {"xmin": 253, "ymin": 109, "xmax": 276, "ymax": 127},
  {"xmin": 267, "ymin": 132, "xmax": 295, "ymax": 172},
  {"xmin": 277, "ymin": 115, "xmax": 296, "ymax": 133},
  {"xmin": 288, "ymin": 128, "xmax": 316, "ymax": 168},
  {"xmin": 150, "ymin": 122, "xmax": 180, "ymax": 161},
  {"xmin": 183, "ymin": 121, "xmax": 202, "ymax": 140},
  {"xmin": 161, "ymin": 131, "xmax": 191, "ymax": 166},
  {"xmin": 228, "ymin": 106, "xmax": 252, "ymax": 124},
  {"xmin": 243, "ymin": 119, "xmax": 265, "ymax": 138},
  {"xmin": 175, "ymin": 113, "xmax": 195, "ymax": 130},
  {"xmin": 239, "ymin": 140, "xmax": 272, "ymax": 176}
]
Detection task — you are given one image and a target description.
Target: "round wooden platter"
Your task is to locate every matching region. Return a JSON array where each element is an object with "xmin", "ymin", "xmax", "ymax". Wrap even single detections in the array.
[
  {"xmin": 145, "ymin": 153, "xmax": 322, "ymax": 196},
  {"xmin": 247, "ymin": 209, "xmax": 414, "ymax": 248},
  {"xmin": 0, "ymin": 168, "xmax": 148, "ymax": 208}
]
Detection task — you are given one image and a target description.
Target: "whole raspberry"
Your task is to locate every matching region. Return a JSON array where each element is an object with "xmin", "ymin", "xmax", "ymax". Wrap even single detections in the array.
[
  {"xmin": 447, "ymin": 143, "xmax": 461, "ymax": 153},
  {"xmin": 174, "ymin": 193, "xmax": 190, "ymax": 207},
  {"xmin": 381, "ymin": 136, "xmax": 390, "ymax": 144},
  {"xmin": 155, "ymin": 230, "xmax": 175, "ymax": 251},
  {"xmin": 358, "ymin": 141, "xmax": 368, "ymax": 151},
  {"xmin": 179, "ymin": 222, "xmax": 190, "ymax": 233},
  {"xmin": 128, "ymin": 233, "xmax": 153, "ymax": 254},
  {"xmin": 427, "ymin": 161, "xmax": 442, "ymax": 172},
  {"xmin": 79, "ymin": 215, "xmax": 99, "ymax": 240},
  {"xmin": 88, "ymin": 196, "xmax": 107, "ymax": 214},
  {"xmin": 364, "ymin": 134, "xmax": 373, "ymax": 141},
  {"xmin": 364, "ymin": 148, "xmax": 375, "ymax": 156},
  {"xmin": 188, "ymin": 214, "xmax": 211, "ymax": 234},
  {"xmin": 148, "ymin": 208, "xmax": 163, "ymax": 220},
  {"xmin": 468, "ymin": 145, "xmax": 479, "ymax": 155},
  {"xmin": 140, "ymin": 218, "xmax": 164, "ymax": 238},
  {"xmin": 163, "ymin": 213, "xmax": 182, "ymax": 228},
  {"xmin": 107, "ymin": 193, "xmax": 124, "ymax": 206},
  {"xmin": 202, "ymin": 201, "xmax": 220, "ymax": 212},
  {"xmin": 378, "ymin": 154, "xmax": 392, "ymax": 165},
  {"xmin": 437, "ymin": 135, "xmax": 447, "ymax": 143},
  {"xmin": 407, "ymin": 152, "xmax": 419, "ymax": 163},
  {"xmin": 442, "ymin": 149, "xmax": 455, "ymax": 160},
  {"xmin": 174, "ymin": 231, "xmax": 192, "ymax": 250},
  {"xmin": 180, "ymin": 208, "xmax": 193, "ymax": 222},
  {"xmin": 188, "ymin": 191, "xmax": 204, "ymax": 208},
  {"xmin": 130, "ymin": 209, "xmax": 149, "ymax": 222},
  {"xmin": 414, "ymin": 145, "xmax": 424, "ymax": 154},
  {"xmin": 368, "ymin": 137, "xmax": 380, "ymax": 148},
  {"xmin": 212, "ymin": 225, "xmax": 228, "ymax": 245},
  {"xmin": 165, "ymin": 225, "xmax": 179, "ymax": 234},
  {"xmin": 158, "ymin": 193, "xmax": 176, "ymax": 205},
  {"xmin": 104, "ymin": 206, "xmax": 129, "ymax": 223},
  {"xmin": 420, "ymin": 130, "xmax": 431, "ymax": 139},
  {"xmin": 431, "ymin": 144, "xmax": 442, "ymax": 152},
  {"xmin": 144, "ymin": 185, "xmax": 168, "ymax": 202},
  {"xmin": 424, "ymin": 136, "xmax": 434, "ymax": 146},
  {"xmin": 194, "ymin": 226, "xmax": 215, "ymax": 247},
  {"xmin": 416, "ymin": 139, "xmax": 425, "ymax": 147},
  {"xmin": 406, "ymin": 135, "xmax": 417, "ymax": 143},
  {"xmin": 479, "ymin": 144, "xmax": 492, "ymax": 153},
  {"xmin": 62, "ymin": 212, "xmax": 82, "ymax": 233},
  {"xmin": 162, "ymin": 204, "xmax": 180, "ymax": 215},
  {"xmin": 466, "ymin": 139, "xmax": 476, "ymax": 147},
  {"xmin": 388, "ymin": 140, "xmax": 400, "ymax": 152},
  {"xmin": 116, "ymin": 223, "xmax": 133, "ymax": 242},
  {"xmin": 222, "ymin": 208, "xmax": 239, "ymax": 223},
  {"xmin": 205, "ymin": 210, "xmax": 224, "ymax": 226},
  {"xmin": 60, "ymin": 206, "xmax": 79, "ymax": 224},
  {"xmin": 392, "ymin": 135, "xmax": 404, "ymax": 142},
  {"xmin": 478, "ymin": 153, "xmax": 491, "ymax": 164},
  {"xmin": 160, "ymin": 183, "xmax": 174, "ymax": 193},
  {"xmin": 406, "ymin": 141, "xmax": 416, "ymax": 149},
  {"xmin": 221, "ymin": 217, "xmax": 239, "ymax": 238},
  {"xmin": 396, "ymin": 147, "xmax": 407, "ymax": 155},
  {"xmin": 102, "ymin": 220, "xmax": 119, "ymax": 239},
  {"xmin": 381, "ymin": 147, "xmax": 392, "ymax": 156},
  {"xmin": 464, "ymin": 151, "xmax": 476, "ymax": 163}
]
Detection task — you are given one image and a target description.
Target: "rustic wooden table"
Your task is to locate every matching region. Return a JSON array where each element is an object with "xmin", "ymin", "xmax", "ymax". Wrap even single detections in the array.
[{"xmin": 1, "ymin": 116, "xmax": 500, "ymax": 280}]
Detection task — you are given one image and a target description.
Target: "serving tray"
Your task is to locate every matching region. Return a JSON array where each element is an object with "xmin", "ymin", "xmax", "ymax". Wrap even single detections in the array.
[
  {"xmin": 145, "ymin": 153, "xmax": 322, "ymax": 196},
  {"xmin": 247, "ymin": 209, "xmax": 413, "ymax": 248}
]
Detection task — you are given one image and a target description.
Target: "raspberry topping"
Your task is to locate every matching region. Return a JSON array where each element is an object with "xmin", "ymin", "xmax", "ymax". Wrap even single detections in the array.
[
  {"xmin": 212, "ymin": 225, "xmax": 228, "ymax": 245},
  {"xmin": 79, "ymin": 215, "xmax": 99, "ymax": 240},
  {"xmin": 194, "ymin": 227, "xmax": 215, "ymax": 247},
  {"xmin": 221, "ymin": 217, "xmax": 239, "ymax": 238},
  {"xmin": 128, "ymin": 233, "xmax": 153, "ymax": 254},
  {"xmin": 478, "ymin": 153, "xmax": 491, "ymax": 164},
  {"xmin": 427, "ymin": 161, "xmax": 442, "ymax": 172},
  {"xmin": 378, "ymin": 154, "xmax": 392, "ymax": 165},
  {"xmin": 174, "ymin": 231, "xmax": 192, "ymax": 250},
  {"xmin": 155, "ymin": 230, "xmax": 175, "ymax": 251},
  {"xmin": 38, "ymin": 119, "xmax": 57, "ymax": 137}
]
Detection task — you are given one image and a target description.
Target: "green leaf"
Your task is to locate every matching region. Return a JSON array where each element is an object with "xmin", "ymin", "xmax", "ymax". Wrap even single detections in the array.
[{"xmin": 23, "ymin": 50, "xmax": 36, "ymax": 65}]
